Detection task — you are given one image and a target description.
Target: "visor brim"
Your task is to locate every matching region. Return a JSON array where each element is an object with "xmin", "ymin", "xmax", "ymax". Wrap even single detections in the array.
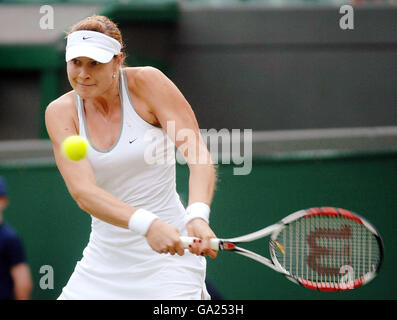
[{"xmin": 65, "ymin": 46, "xmax": 114, "ymax": 64}]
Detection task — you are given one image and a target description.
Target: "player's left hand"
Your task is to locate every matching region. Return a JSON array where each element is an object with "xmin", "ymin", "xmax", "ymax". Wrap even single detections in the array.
[{"xmin": 186, "ymin": 219, "xmax": 218, "ymax": 259}]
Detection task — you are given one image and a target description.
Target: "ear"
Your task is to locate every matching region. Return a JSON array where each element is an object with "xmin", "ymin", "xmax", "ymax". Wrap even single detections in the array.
[
  {"xmin": 113, "ymin": 53, "xmax": 123, "ymax": 68},
  {"xmin": 115, "ymin": 53, "xmax": 124, "ymax": 69}
]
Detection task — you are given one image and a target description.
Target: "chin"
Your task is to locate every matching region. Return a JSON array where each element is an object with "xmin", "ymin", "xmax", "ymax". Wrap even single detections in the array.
[{"xmin": 74, "ymin": 86, "xmax": 97, "ymax": 98}]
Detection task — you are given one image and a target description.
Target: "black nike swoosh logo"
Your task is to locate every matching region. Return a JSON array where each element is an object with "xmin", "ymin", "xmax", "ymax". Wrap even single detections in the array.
[
  {"xmin": 82, "ymin": 36, "xmax": 92, "ymax": 40},
  {"xmin": 129, "ymin": 138, "xmax": 137, "ymax": 144}
]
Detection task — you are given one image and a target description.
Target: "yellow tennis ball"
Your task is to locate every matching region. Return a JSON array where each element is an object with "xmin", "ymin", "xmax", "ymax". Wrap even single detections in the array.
[{"xmin": 61, "ymin": 135, "xmax": 89, "ymax": 161}]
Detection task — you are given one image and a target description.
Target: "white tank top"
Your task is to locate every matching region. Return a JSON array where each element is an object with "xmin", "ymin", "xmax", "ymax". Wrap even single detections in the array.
[{"xmin": 60, "ymin": 69, "xmax": 207, "ymax": 300}]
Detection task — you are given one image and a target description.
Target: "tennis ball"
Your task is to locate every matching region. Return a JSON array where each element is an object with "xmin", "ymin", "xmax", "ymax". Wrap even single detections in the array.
[{"xmin": 61, "ymin": 135, "xmax": 89, "ymax": 161}]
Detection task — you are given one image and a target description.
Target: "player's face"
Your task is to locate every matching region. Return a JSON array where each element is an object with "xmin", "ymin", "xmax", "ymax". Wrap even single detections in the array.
[{"xmin": 67, "ymin": 57, "xmax": 117, "ymax": 98}]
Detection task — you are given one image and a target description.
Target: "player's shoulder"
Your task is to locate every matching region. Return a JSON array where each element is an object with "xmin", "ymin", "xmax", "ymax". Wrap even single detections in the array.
[
  {"xmin": 124, "ymin": 66, "xmax": 164, "ymax": 78},
  {"xmin": 124, "ymin": 66, "xmax": 167, "ymax": 89},
  {"xmin": 45, "ymin": 91, "xmax": 76, "ymax": 118}
]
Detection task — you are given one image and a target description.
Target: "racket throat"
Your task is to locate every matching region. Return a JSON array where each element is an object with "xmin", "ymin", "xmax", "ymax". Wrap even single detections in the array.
[{"xmin": 221, "ymin": 241, "xmax": 236, "ymax": 250}]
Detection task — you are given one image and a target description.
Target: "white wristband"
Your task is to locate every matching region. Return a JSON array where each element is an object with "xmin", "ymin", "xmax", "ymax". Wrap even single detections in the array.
[
  {"xmin": 185, "ymin": 202, "xmax": 210, "ymax": 224},
  {"xmin": 128, "ymin": 208, "xmax": 159, "ymax": 236}
]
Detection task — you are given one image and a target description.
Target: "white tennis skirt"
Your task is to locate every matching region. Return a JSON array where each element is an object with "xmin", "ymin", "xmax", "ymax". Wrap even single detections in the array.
[{"xmin": 57, "ymin": 228, "xmax": 210, "ymax": 300}]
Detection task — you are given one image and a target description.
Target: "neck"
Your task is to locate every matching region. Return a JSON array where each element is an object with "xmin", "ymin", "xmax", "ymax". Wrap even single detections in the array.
[{"xmin": 86, "ymin": 78, "xmax": 120, "ymax": 118}]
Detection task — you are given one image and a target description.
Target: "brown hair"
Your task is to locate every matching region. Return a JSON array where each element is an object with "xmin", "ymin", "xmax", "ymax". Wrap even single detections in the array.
[{"xmin": 66, "ymin": 14, "xmax": 127, "ymax": 66}]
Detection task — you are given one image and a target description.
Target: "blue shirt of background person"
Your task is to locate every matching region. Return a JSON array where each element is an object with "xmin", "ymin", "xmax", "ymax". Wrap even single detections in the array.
[{"xmin": 0, "ymin": 177, "xmax": 32, "ymax": 300}]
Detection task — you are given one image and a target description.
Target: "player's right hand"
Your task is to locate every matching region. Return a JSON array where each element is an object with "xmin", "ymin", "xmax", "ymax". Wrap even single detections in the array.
[{"xmin": 145, "ymin": 219, "xmax": 185, "ymax": 256}]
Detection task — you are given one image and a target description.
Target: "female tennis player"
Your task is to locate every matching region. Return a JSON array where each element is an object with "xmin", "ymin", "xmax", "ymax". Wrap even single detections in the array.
[{"xmin": 45, "ymin": 15, "xmax": 217, "ymax": 299}]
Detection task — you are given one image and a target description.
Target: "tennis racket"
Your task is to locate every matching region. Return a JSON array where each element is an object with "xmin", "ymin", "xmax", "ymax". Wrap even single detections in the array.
[{"xmin": 181, "ymin": 207, "xmax": 384, "ymax": 292}]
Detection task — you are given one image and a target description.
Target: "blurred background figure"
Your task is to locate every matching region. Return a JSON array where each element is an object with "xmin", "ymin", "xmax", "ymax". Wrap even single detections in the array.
[{"xmin": 0, "ymin": 177, "xmax": 32, "ymax": 300}]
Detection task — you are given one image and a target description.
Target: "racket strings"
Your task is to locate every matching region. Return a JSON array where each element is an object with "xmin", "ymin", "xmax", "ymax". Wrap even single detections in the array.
[{"xmin": 272, "ymin": 215, "xmax": 381, "ymax": 286}]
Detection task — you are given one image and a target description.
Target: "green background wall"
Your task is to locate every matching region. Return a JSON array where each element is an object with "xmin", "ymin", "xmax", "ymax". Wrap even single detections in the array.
[{"xmin": 0, "ymin": 151, "xmax": 396, "ymax": 300}]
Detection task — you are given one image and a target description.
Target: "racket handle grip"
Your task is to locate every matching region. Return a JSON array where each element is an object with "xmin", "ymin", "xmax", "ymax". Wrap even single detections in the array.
[{"xmin": 180, "ymin": 236, "xmax": 220, "ymax": 251}]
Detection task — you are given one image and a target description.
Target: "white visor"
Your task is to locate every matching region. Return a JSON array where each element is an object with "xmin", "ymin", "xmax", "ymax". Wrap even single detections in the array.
[{"xmin": 65, "ymin": 30, "xmax": 121, "ymax": 63}]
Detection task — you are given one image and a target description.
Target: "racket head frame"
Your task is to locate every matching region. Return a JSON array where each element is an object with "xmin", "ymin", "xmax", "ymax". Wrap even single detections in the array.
[
  {"xmin": 269, "ymin": 207, "xmax": 384, "ymax": 292},
  {"xmin": 181, "ymin": 207, "xmax": 384, "ymax": 292}
]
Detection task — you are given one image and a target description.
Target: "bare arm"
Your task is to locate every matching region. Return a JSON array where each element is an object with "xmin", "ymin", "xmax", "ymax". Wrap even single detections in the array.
[
  {"xmin": 133, "ymin": 67, "xmax": 217, "ymax": 205},
  {"xmin": 132, "ymin": 67, "xmax": 217, "ymax": 257},
  {"xmin": 45, "ymin": 98, "xmax": 135, "ymax": 229},
  {"xmin": 10, "ymin": 263, "xmax": 32, "ymax": 300},
  {"xmin": 45, "ymin": 95, "xmax": 183, "ymax": 255}
]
